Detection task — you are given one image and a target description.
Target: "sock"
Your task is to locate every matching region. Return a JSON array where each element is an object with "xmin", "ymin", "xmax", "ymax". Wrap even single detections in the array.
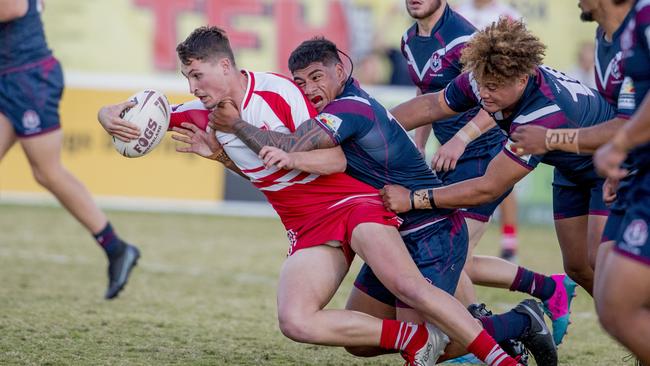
[
  {"xmin": 93, "ymin": 222, "xmax": 126, "ymax": 259},
  {"xmin": 379, "ymin": 320, "xmax": 427, "ymax": 352},
  {"xmin": 478, "ymin": 310, "xmax": 531, "ymax": 343},
  {"xmin": 501, "ymin": 224, "xmax": 518, "ymax": 251},
  {"xmin": 509, "ymin": 266, "xmax": 557, "ymax": 301},
  {"xmin": 467, "ymin": 330, "xmax": 520, "ymax": 366}
]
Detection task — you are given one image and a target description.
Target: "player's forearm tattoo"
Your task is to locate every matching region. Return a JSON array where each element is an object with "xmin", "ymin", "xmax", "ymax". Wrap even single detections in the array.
[
  {"xmin": 231, "ymin": 118, "xmax": 336, "ymax": 154},
  {"xmin": 412, "ymin": 189, "xmax": 438, "ymax": 210},
  {"xmin": 545, "ymin": 129, "xmax": 580, "ymax": 153}
]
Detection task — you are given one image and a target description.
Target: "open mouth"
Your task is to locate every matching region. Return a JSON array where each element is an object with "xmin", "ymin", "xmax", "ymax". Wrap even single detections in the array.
[{"xmin": 310, "ymin": 95, "xmax": 323, "ymax": 105}]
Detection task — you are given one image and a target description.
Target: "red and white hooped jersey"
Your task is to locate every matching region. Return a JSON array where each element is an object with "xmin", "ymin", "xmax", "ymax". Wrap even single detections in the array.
[{"xmin": 169, "ymin": 70, "xmax": 383, "ymax": 225}]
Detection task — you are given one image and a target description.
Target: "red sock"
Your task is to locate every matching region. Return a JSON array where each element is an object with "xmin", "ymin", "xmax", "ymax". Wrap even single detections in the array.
[
  {"xmin": 467, "ymin": 330, "xmax": 520, "ymax": 366},
  {"xmin": 501, "ymin": 224, "xmax": 518, "ymax": 250},
  {"xmin": 379, "ymin": 320, "xmax": 427, "ymax": 352}
]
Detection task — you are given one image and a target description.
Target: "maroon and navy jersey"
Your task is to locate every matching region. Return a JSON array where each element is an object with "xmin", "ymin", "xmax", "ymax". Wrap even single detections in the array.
[
  {"xmin": 444, "ymin": 66, "xmax": 616, "ymax": 180},
  {"xmin": 0, "ymin": 0, "xmax": 50, "ymax": 73},
  {"xmin": 620, "ymin": 0, "xmax": 650, "ymax": 171},
  {"xmin": 401, "ymin": 4, "xmax": 505, "ymax": 157},
  {"xmin": 595, "ymin": 10, "xmax": 636, "ymax": 118},
  {"xmin": 314, "ymin": 79, "xmax": 454, "ymax": 231}
]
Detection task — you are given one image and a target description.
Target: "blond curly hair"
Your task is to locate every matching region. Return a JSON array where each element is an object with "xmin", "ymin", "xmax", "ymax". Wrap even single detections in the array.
[{"xmin": 460, "ymin": 17, "xmax": 546, "ymax": 85}]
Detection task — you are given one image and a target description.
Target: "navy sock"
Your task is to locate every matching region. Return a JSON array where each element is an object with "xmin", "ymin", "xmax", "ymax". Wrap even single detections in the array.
[
  {"xmin": 479, "ymin": 309, "xmax": 531, "ymax": 343},
  {"xmin": 93, "ymin": 222, "xmax": 125, "ymax": 258},
  {"xmin": 510, "ymin": 266, "xmax": 556, "ymax": 301}
]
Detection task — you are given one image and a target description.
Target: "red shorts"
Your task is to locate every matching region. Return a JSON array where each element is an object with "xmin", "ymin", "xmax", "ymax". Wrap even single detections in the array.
[{"xmin": 284, "ymin": 194, "xmax": 401, "ymax": 264}]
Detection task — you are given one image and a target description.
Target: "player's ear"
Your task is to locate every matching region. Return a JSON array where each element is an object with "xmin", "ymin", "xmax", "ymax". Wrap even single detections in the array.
[
  {"xmin": 335, "ymin": 62, "xmax": 346, "ymax": 83},
  {"xmin": 219, "ymin": 57, "xmax": 232, "ymax": 75}
]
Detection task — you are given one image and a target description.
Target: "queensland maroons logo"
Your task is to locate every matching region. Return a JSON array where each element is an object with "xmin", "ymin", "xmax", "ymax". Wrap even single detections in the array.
[
  {"xmin": 431, "ymin": 53, "xmax": 442, "ymax": 73},
  {"xmin": 623, "ymin": 219, "xmax": 648, "ymax": 247},
  {"xmin": 22, "ymin": 110, "xmax": 41, "ymax": 130}
]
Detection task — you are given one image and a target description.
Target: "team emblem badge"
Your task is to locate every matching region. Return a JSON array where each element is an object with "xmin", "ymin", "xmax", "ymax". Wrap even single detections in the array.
[
  {"xmin": 431, "ymin": 53, "xmax": 442, "ymax": 73},
  {"xmin": 623, "ymin": 219, "xmax": 648, "ymax": 247},
  {"xmin": 22, "ymin": 110, "xmax": 41, "ymax": 130}
]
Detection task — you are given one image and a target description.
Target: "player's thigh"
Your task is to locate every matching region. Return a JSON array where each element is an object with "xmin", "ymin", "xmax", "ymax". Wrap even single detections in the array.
[
  {"xmin": 554, "ymin": 215, "xmax": 590, "ymax": 269},
  {"xmin": 277, "ymin": 245, "xmax": 349, "ymax": 317},
  {"xmin": 596, "ymin": 250, "xmax": 650, "ymax": 319},
  {"xmin": 347, "ymin": 264, "xmax": 396, "ymax": 319},
  {"xmin": 19, "ymin": 129, "xmax": 64, "ymax": 172},
  {"xmin": 0, "ymin": 112, "xmax": 17, "ymax": 159},
  {"xmin": 587, "ymin": 214, "xmax": 608, "ymax": 267},
  {"xmin": 350, "ymin": 222, "xmax": 423, "ymax": 294},
  {"xmin": 465, "ymin": 217, "xmax": 489, "ymax": 253}
]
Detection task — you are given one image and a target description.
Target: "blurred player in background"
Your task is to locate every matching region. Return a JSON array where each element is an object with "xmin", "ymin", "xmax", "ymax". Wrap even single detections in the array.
[
  {"xmin": 0, "ymin": 0, "xmax": 139, "ymax": 299},
  {"xmin": 382, "ymin": 18, "xmax": 615, "ymax": 318},
  {"xmin": 591, "ymin": 0, "xmax": 650, "ymax": 363},
  {"xmin": 508, "ymin": 0, "xmax": 634, "ymax": 288},
  {"xmin": 399, "ymin": 0, "xmax": 571, "ymax": 346}
]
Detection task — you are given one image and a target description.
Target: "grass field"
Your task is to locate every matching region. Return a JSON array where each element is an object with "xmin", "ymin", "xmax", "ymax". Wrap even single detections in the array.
[{"xmin": 0, "ymin": 204, "xmax": 631, "ymax": 365}]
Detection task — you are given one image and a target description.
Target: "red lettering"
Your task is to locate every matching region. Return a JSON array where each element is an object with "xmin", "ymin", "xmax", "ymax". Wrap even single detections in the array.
[
  {"xmin": 275, "ymin": 0, "xmax": 350, "ymax": 75},
  {"xmin": 133, "ymin": 0, "xmax": 196, "ymax": 70},
  {"xmin": 204, "ymin": 0, "xmax": 264, "ymax": 49}
]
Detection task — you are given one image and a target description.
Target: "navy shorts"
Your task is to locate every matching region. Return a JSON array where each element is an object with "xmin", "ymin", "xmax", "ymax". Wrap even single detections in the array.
[
  {"xmin": 0, "ymin": 56, "xmax": 64, "ymax": 137},
  {"xmin": 552, "ymin": 168, "xmax": 609, "ymax": 220},
  {"xmin": 614, "ymin": 171, "xmax": 650, "ymax": 266},
  {"xmin": 438, "ymin": 144, "xmax": 511, "ymax": 222},
  {"xmin": 353, "ymin": 212, "xmax": 468, "ymax": 308},
  {"xmin": 601, "ymin": 174, "xmax": 634, "ymax": 243}
]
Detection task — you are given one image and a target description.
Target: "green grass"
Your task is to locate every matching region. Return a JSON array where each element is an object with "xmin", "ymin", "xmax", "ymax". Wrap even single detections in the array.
[{"xmin": 0, "ymin": 204, "xmax": 631, "ymax": 365}]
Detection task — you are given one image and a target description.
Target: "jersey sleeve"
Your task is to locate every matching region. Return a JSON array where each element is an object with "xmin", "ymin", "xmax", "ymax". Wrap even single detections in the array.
[
  {"xmin": 315, "ymin": 100, "xmax": 374, "ymax": 145},
  {"xmin": 444, "ymin": 72, "xmax": 480, "ymax": 113},
  {"xmin": 169, "ymin": 99, "xmax": 209, "ymax": 131},
  {"xmin": 503, "ymin": 138, "xmax": 541, "ymax": 170},
  {"xmin": 616, "ymin": 76, "xmax": 635, "ymax": 120},
  {"xmin": 638, "ymin": 4, "xmax": 650, "ymax": 54}
]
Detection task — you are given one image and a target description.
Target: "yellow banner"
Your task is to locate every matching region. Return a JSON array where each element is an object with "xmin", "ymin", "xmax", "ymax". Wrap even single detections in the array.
[{"xmin": 1, "ymin": 88, "xmax": 223, "ymax": 201}]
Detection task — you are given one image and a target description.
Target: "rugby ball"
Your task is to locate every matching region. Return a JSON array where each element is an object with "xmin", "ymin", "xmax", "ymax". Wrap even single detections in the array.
[{"xmin": 113, "ymin": 89, "xmax": 171, "ymax": 158}]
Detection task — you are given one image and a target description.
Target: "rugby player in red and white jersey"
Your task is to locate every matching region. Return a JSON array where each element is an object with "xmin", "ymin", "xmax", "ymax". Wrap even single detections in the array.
[{"xmin": 96, "ymin": 26, "xmax": 499, "ymax": 366}]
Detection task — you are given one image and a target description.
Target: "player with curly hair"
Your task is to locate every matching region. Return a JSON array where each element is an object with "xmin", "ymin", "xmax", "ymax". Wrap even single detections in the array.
[{"xmin": 380, "ymin": 17, "xmax": 617, "ymax": 343}]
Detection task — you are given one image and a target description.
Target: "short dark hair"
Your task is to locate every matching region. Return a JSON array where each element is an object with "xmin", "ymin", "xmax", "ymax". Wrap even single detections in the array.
[
  {"xmin": 288, "ymin": 37, "xmax": 342, "ymax": 73},
  {"xmin": 176, "ymin": 26, "xmax": 236, "ymax": 66}
]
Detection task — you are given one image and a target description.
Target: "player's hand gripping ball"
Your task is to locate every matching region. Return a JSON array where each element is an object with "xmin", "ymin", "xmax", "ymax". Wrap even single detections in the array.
[{"xmin": 112, "ymin": 89, "xmax": 171, "ymax": 157}]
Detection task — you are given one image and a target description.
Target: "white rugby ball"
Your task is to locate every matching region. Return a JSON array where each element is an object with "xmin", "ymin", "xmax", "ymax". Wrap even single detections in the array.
[{"xmin": 113, "ymin": 89, "xmax": 171, "ymax": 158}]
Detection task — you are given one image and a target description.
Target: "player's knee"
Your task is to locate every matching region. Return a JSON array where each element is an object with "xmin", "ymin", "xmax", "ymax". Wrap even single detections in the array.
[
  {"xmin": 277, "ymin": 312, "xmax": 314, "ymax": 344},
  {"xmin": 563, "ymin": 264, "xmax": 591, "ymax": 286},
  {"xmin": 31, "ymin": 164, "xmax": 62, "ymax": 189}
]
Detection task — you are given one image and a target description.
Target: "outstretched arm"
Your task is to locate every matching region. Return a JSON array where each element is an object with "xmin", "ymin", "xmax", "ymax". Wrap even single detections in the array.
[
  {"xmin": 595, "ymin": 94, "xmax": 650, "ymax": 179},
  {"xmin": 380, "ymin": 151, "xmax": 529, "ymax": 213},
  {"xmin": 259, "ymin": 146, "xmax": 346, "ymax": 175},
  {"xmin": 511, "ymin": 117, "xmax": 627, "ymax": 155},
  {"xmin": 431, "ymin": 109, "xmax": 496, "ymax": 172},
  {"xmin": 390, "ymin": 91, "xmax": 458, "ymax": 131},
  {"xmin": 209, "ymin": 100, "xmax": 335, "ymax": 153}
]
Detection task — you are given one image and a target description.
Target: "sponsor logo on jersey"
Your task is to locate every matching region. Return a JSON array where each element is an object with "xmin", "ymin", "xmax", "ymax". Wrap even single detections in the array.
[
  {"xmin": 22, "ymin": 110, "xmax": 41, "ymax": 131},
  {"xmin": 623, "ymin": 219, "xmax": 648, "ymax": 247},
  {"xmin": 316, "ymin": 113, "xmax": 343, "ymax": 133},
  {"xmin": 618, "ymin": 76, "xmax": 636, "ymax": 111}
]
